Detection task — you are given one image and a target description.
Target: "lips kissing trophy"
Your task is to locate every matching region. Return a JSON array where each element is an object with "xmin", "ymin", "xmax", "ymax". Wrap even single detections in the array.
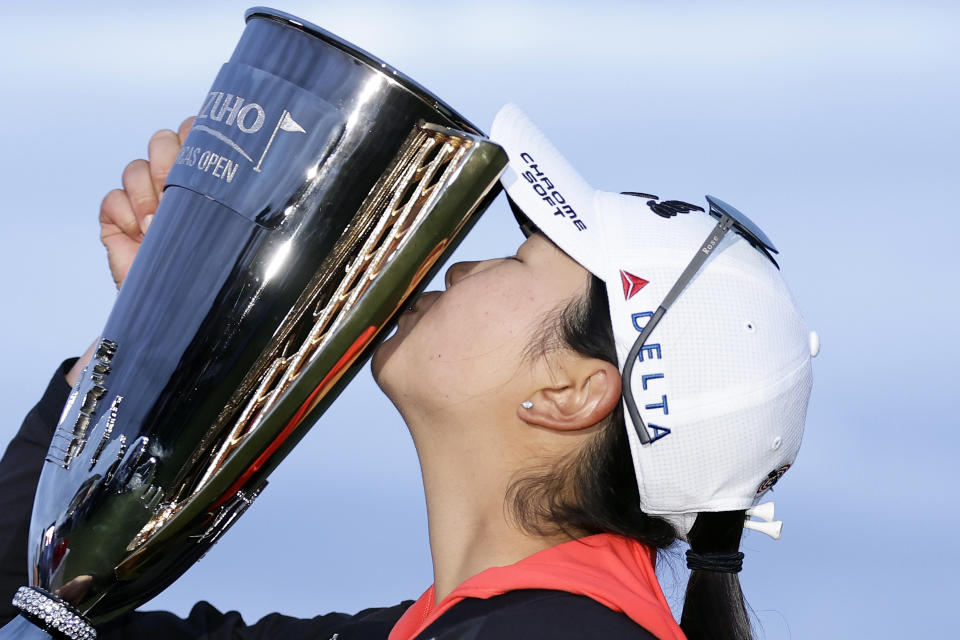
[{"xmin": 2, "ymin": 8, "xmax": 507, "ymax": 639}]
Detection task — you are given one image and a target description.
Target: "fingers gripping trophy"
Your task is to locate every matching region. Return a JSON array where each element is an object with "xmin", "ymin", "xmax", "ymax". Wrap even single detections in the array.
[{"xmin": 2, "ymin": 9, "xmax": 507, "ymax": 640}]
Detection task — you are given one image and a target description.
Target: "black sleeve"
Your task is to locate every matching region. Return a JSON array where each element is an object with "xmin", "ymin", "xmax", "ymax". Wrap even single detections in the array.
[
  {"xmin": 0, "ymin": 360, "xmax": 75, "ymax": 625},
  {"xmin": 96, "ymin": 602, "xmax": 350, "ymax": 640},
  {"xmin": 96, "ymin": 600, "xmax": 411, "ymax": 640},
  {"xmin": 0, "ymin": 362, "xmax": 412, "ymax": 639}
]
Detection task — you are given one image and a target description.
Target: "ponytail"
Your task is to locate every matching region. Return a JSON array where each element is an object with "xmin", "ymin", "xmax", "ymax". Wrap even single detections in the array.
[
  {"xmin": 680, "ymin": 511, "xmax": 753, "ymax": 640},
  {"xmin": 514, "ymin": 275, "xmax": 757, "ymax": 638}
]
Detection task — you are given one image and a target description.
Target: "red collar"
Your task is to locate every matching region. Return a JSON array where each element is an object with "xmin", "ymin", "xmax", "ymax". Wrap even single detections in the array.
[{"xmin": 389, "ymin": 533, "xmax": 685, "ymax": 640}]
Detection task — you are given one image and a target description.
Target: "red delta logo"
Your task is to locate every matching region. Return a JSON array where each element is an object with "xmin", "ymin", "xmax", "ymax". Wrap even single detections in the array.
[{"xmin": 620, "ymin": 270, "xmax": 649, "ymax": 300}]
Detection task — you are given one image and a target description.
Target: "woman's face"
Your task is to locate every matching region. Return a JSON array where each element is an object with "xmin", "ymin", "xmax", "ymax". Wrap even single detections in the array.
[{"xmin": 372, "ymin": 233, "xmax": 591, "ymax": 422}]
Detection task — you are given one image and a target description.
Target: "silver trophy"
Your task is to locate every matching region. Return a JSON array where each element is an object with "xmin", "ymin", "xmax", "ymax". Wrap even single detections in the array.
[{"xmin": 3, "ymin": 8, "xmax": 506, "ymax": 639}]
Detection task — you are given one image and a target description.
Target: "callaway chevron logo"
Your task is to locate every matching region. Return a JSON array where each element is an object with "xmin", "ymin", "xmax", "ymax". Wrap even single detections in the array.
[
  {"xmin": 620, "ymin": 192, "xmax": 704, "ymax": 219},
  {"xmin": 620, "ymin": 270, "xmax": 649, "ymax": 300}
]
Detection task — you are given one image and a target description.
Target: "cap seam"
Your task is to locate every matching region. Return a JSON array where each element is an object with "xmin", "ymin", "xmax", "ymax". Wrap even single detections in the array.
[{"xmin": 658, "ymin": 352, "xmax": 811, "ymax": 421}]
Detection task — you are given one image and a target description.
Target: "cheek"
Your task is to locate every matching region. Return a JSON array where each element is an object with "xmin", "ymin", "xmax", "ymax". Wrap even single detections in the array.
[
  {"xmin": 378, "ymin": 279, "xmax": 540, "ymax": 399},
  {"xmin": 424, "ymin": 282, "xmax": 532, "ymax": 361}
]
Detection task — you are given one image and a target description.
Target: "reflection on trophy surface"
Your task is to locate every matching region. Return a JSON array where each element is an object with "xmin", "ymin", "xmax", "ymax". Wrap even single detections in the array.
[{"xmin": 3, "ymin": 8, "xmax": 507, "ymax": 639}]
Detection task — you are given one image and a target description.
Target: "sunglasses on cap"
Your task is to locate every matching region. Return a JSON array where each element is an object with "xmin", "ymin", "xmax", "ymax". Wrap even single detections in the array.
[
  {"xmin": 620, "ymin": 195, "xmax": 779, "ymax": 444},
  {"xmin": 509, "ymin": 193, "xmax": 780, "ymax": 445}
]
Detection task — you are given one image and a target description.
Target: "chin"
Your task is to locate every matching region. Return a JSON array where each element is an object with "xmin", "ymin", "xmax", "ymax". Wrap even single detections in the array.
[
  {"xmin": 370, "ymin": 331, "xmax": 399, "ymax": 393},
  {"xmin": 370, "ymin": 307, "xmax": 422, "ymax": 393}
]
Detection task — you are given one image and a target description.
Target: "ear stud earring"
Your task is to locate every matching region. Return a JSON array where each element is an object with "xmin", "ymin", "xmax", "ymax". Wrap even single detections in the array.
[{"xmin": 520, "ymin": 401, "xmax": 534, "ymax": 410}]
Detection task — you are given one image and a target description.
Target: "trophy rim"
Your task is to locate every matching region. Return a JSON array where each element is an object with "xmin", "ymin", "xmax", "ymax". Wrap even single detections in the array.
[{"xmin": 245, "ymin": 6, "xmax": 484, "ymax": 136}]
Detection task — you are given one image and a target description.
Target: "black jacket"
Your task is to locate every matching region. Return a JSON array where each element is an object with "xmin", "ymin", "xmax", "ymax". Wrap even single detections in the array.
[{"xmin": 0, "ymin": 363, "xmax": 658, "ymax": 639}]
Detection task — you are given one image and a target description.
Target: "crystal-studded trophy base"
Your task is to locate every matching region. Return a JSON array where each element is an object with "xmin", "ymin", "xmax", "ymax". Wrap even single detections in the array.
[{"xmin": 10, "ymin": 587, "xmax": 96, "ymax": 640}]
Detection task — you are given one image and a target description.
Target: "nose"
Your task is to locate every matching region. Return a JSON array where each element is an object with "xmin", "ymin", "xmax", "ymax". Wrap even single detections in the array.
[{"xmin": 444, "ymin": 258, "xmax": 499, "ymax": 289}]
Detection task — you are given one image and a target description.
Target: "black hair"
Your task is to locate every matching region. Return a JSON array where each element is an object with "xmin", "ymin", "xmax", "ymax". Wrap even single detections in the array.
[
  {"xmin": 508, "ymin": 274, "xmax": 754, "ymax": 640},
  {"xmin": 682, "ymin": 511, "xmax": 753, "ymax": 639}
]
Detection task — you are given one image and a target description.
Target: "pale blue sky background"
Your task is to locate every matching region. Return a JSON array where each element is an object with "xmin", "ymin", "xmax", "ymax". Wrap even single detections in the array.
[{"xmin": 0, "ymin": 1, "xmax": 956, "ymax": 637}]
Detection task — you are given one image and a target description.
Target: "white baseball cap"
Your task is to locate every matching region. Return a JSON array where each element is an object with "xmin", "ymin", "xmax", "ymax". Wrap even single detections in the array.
[{"xmin": 490, "ymin": 103, "xmax": 818, "ymax": 537}]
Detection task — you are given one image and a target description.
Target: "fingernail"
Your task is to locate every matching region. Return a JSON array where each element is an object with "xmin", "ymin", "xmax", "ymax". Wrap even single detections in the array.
[{"xmin": 142, "ymin": 214, "xmax": 154, "ymax": 234}]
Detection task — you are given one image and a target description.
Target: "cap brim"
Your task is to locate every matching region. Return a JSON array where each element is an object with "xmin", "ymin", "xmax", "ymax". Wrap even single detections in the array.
[{"xmin": 491, "ymin": 104, "xmax": 608, "ymax": 276}]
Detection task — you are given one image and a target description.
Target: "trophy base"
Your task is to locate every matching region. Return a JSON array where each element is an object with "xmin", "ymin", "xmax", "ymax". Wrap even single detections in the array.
[{"xmin": 4, "ymin": 587, "xmax": 95, "ymax": 640}]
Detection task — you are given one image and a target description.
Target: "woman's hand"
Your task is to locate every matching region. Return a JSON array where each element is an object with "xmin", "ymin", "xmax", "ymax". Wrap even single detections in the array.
[
  {"xmin": 68, "ymin": 118, "xmax": 193, "ymax": 387},
  {"xmin": 99, "ymin": 117, "xmax": 193, "ymax": 290}
]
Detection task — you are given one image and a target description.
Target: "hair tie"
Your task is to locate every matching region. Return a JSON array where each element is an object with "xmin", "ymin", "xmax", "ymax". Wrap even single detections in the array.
[{"xmin": 685, "ymin": 550, "xmax": 744, "ymax": 573}]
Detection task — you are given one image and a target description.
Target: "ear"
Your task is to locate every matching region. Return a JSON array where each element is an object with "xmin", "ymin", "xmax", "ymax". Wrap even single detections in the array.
[{"xmin": 518, "ymin": 359, "xmax": 622, "ymax": 432}]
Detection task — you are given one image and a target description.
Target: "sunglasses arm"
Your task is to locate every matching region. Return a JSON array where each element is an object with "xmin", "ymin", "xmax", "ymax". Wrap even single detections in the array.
[{"xmin": 621, "ymin": 213, "xmax": 734, "ymax": 445}]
